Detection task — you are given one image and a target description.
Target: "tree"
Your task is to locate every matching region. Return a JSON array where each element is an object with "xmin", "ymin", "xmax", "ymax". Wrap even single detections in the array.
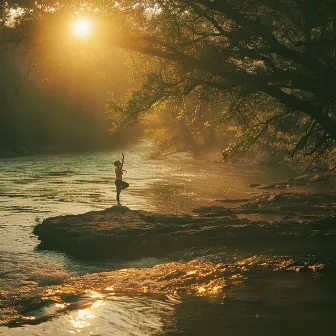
[
  {"xmin": 118, "ymin": 0, "xmax": 336, "ymax": 165},
  {"xmin": 3, "ymin": 0, "xmax": 336, "ymax": 166}
]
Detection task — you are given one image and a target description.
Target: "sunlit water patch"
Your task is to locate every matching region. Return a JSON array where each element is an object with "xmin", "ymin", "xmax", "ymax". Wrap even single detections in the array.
[{"xmin": 1, "ymin": 254, "xmax": 334, "ymax": 335}]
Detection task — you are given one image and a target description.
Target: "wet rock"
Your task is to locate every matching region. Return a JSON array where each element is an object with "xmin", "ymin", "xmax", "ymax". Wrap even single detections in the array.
[
  {"xmin": 32, "ymin": 210, "xmax": 260, "ymax": 259},
  {"xmin": 34, "ymin": 206, "xmax": 248, "ymax": 259},
  {"xmin": 237, "ymin": 192, "xmax": 336, "ymax": 214},
  {"xmin": 275, "ymin": 184, "xmax": 288, "ymax": 189},
  {"xmin": 256, "ymin": 172, "xmax": 335, "ymax": 189},
  {"xmin": 217, "ymin": 198, "xmax": 250, "ymax": 204},
  {"xmin": 193, "ymin": 205, "xmax": 235, "ymax": 217},
  {"xmin": 257, "ymin": 183, "xmax": 277, "ymax": 189},
  {"xmin": 33, "ymin": 191, "xmax": 336, "ymax": 260}
]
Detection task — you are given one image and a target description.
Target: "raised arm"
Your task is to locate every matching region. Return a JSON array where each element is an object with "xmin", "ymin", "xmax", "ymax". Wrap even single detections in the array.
[{"xmin": 121, "ymin": 152, "xmax": 125, "ymax": 169}]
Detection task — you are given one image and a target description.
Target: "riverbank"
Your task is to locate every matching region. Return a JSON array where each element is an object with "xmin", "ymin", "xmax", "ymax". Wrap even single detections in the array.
[{"xmin": 33, "ymin": 191, "xmax": 336, "ymax": 260}]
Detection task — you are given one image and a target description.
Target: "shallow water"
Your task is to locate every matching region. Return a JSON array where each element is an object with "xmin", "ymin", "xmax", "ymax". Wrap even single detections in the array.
[{"xmin": 0, "ymin": 140, "xmax": 335, "ymax": 335}]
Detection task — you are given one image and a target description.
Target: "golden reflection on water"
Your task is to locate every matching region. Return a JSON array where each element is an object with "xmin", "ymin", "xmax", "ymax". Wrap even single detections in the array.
[
  {"xmin": 40, "ymin": 255, "xmax": 320, "ymax": 304},
  {"xmin": 1, "ymin": 255, "xmax": 325, "ymax": 328},
  {"xmin": 68, "ymin": 299, "xmax": 105, "ymax": 332}
]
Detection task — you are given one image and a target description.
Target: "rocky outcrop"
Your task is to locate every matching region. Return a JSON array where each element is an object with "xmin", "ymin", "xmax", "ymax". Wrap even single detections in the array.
[
  {"xmin": 33, "ymin": 192, "xmax": 336, "ymax": 260},
  {"xmin": 254, "ymin": 172, "xmax": 335, "ymax": 190},
  {"xmin": 33, "ymin": 206, "xmax": 246, "ymax": 259},
  {"xmin": 235, "ymin": 192, "xmax": 336, "ymax": 217}
]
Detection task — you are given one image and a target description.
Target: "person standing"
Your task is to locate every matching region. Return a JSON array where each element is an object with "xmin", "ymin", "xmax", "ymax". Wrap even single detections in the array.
[{"xmin": 114, "ymin": 152, "xmax": 129, "ymax": 206}]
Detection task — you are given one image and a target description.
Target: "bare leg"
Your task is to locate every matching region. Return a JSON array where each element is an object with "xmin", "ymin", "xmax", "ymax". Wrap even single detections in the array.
[
  {"xmin": 116, "ymin": 185, "xmax": 121, "ymax": 205},
  {"xmin": 121, "ymin": 181, "xmax": 129, "ymax": 190}
]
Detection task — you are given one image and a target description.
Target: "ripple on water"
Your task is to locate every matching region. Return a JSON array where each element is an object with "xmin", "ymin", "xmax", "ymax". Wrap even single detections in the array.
[
  {"xmin": 0, "ymin": 253, "xmax": 327, "ymax": 329},
  {"xmin": 44, "ymin": 171, "xmax": 75, "ymax": 177},
  {"xmin": 13, "ymin": 179, "xmax": 37, "ymax": 185}
]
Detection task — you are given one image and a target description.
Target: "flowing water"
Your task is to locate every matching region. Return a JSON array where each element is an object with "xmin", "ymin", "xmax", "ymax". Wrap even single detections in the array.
[{"xmin": 0, "ymin": 140, "xmax": 335, "ymax": 335}]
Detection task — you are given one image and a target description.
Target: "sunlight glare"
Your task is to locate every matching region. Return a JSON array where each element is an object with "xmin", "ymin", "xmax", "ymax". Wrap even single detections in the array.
[{"xmin": 72, "ymin": 17, "xmax": 93, "ymax": 39}]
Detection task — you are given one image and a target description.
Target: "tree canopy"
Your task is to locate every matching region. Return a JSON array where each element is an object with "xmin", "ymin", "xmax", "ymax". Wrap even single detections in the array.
[{"xmin": 2, "ymin": 0, "xmax": 336, "ymax": 166}]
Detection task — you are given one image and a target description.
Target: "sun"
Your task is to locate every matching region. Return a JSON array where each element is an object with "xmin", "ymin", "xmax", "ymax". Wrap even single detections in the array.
[{"xmin": 72, "ymin": 18, "xmax": 93, "ymax": 39}]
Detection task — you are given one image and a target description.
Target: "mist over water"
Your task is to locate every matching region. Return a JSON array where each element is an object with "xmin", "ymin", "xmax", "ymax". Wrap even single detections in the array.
[{"xmin": 0, "ymin": 140, "xmax": 334, "ymax": 335}]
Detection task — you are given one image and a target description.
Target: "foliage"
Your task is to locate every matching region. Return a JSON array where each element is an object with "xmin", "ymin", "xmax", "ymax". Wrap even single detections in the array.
[
  {"xmin": 2, "ymin": 0, "xmax": 336, "ymax": 167},
  {"xmin": 103, "ymin": 0, "xmax": 336, "ymax": 167}
]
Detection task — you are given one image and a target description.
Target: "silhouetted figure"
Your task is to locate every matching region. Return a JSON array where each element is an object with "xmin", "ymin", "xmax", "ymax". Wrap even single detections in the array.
[{"xmin": 114, "ymin": 152, "xmax": 129, "ymax": 205}]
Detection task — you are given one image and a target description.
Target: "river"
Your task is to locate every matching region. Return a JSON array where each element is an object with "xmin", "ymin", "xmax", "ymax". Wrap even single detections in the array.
[{"xmin": 0, "ymin": 140, "xmax": 335, "ymax": 335}]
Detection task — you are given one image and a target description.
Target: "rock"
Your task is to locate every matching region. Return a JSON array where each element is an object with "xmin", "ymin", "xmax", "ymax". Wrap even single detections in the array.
[
  {"xmin": 255, "ymin": 172, "xmax": 336, "ymax": 189},
  {"xmin": 33, "ymin": 192, "xmax": 336, "ymax": 260},
  {"xmin": 217, "ymin": 198, "xmax": 250, "ymax": 204},
  {"xmin": 34, "ymin": 206, "xmax": 249, "ymax": 260},
  {"xmin": 257, "ymin": 183, "xmax": 277, "ymax": 189},
  {"xmin": 192, "ymin": 205, "xmax": 235, "ymax": 217},
  {"xmin": 235, "ymin": 192, "xmax": 336, "ymax": 220},
  {"xmin": 275, "ymin": 184, "xmax": 288, "ymax": 189},
  {"xmin": 283, "ymin": 215, "xmax": 295, "ymax": 220}
]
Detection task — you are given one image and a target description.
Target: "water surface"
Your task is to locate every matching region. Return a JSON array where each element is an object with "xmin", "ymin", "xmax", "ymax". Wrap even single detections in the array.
[{"xmin": 0, "ymin": 140, "xmax": 334, "ymax": 335}]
